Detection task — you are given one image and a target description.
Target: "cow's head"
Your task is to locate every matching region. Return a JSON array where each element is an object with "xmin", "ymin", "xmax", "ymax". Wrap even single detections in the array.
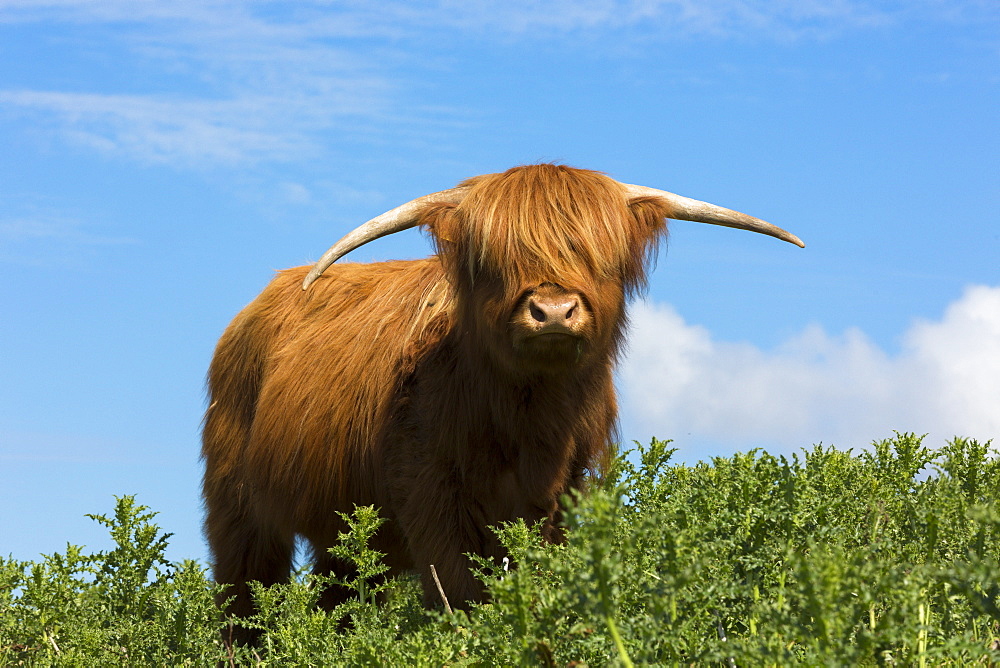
[
  {"xmin": 420, "ymin": 165, "xmax": 675, "ymax": 375},
  {"xmin": 302, "ymin": 164, "xmax": 803, "ymax": 377}
]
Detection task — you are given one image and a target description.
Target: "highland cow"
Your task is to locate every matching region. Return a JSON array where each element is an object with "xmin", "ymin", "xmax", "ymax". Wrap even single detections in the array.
[{"xmin": 202, "ymin": 164, "xmax": 802, "ymax": 643}]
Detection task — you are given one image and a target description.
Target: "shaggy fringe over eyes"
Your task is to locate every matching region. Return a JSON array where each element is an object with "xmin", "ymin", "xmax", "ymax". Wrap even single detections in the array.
[{"xmin": 426, "ymin": 164, "xmax": 672, "ymax": 297}]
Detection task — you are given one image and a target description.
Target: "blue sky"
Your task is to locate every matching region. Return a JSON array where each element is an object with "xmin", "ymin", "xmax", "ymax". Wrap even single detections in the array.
[{"xmin": 2, "ymin": 1, "xmax": 998, "ymax": 564}]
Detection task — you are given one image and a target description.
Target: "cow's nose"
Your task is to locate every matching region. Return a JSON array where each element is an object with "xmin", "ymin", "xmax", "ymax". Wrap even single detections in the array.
[{"xmin": 528, "ymin": 295, "xmax": 580, "ymax": 327}]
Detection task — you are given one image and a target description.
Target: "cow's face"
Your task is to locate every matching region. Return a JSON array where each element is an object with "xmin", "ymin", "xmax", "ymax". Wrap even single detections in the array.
[{"xmin": 423, "ymin": 165, "xmax": 672, "ymax": 376}]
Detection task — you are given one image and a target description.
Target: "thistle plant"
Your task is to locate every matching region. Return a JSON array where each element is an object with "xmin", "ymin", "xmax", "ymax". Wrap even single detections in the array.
[{"xmin": 2, "ymin": 434, "xmax": 997, "ymax": 665}]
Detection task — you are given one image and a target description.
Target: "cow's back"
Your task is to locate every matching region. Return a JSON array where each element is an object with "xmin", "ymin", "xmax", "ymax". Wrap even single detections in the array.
[{"xmin": 202, "ymin": 258, "xmax": 451, "ymax": 533}]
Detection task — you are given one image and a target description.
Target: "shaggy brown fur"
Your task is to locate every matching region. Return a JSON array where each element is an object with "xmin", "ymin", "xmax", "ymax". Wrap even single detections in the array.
[{"xmin": 202, "ymin": 164, "xmax": 675, "ymax": 644}]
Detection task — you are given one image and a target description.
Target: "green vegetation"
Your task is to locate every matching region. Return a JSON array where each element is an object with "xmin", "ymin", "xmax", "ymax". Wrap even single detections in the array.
[{"xmin": 2, "ymin": 433, "xmax": 998, "ymax": 665}]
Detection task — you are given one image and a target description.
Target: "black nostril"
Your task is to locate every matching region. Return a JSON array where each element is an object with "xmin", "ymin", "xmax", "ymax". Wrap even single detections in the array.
[
  {"xmin": 530, "ymin": 301, "xmax": 547, "ymax": 323},
  {"xmin": 565, "ymin": 302, "xmax": 577, "ymax": 322}
]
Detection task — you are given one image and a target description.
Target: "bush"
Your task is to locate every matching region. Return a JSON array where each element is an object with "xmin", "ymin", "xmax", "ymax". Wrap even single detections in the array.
[
  {"xmin": 0, "ymin": 497, "xmax": 224, "ymax": 665},
  {"xmin": 2, "ymin": 433, "xmax": 998, "ymax": 665}
]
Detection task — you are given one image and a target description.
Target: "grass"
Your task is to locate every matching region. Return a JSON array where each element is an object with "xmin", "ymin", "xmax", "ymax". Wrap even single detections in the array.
[{"xmin": 2, "ymin": 433, "xmax": 998, "ymax": 665}]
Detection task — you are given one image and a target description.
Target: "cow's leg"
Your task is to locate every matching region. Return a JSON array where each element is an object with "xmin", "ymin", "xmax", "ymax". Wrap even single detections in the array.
[
  {"xmin": 204, "ymin": 496, "xmax": 294, "ymax": 647},
  {"xmin": 395, "ymin": 489, "xmax": 489, "ymax": 610}
]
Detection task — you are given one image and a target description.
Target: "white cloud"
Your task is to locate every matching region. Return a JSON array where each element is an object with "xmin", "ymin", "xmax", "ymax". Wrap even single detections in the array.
[{"xmin": 619, "ymin": 285, "xmax": 1000, "ymax": 454}]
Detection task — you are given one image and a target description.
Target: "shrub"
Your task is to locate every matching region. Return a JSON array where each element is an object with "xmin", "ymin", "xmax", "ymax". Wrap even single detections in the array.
[{"xmin": 2, "ymin": 434, "xmax": 997, "ymax": 665}]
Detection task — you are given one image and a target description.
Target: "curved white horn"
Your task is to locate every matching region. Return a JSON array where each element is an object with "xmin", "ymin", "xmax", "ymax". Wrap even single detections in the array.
[
  {"xmin": 622, "ymin": 183, "xmax": 805, "ymax": 248},
  {"xmin": 302, "ymin": 187, "xmax": 468, "ymax": 290},
  {"xmin": 303, "ymin": 177, "xmax": 803, "ymax": 291}
]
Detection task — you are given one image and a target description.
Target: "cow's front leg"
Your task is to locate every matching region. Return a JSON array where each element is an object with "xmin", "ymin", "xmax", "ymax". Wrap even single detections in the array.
[{"xmin": 393, "ymin": 483, "xmax": 492, "ymax": 610}]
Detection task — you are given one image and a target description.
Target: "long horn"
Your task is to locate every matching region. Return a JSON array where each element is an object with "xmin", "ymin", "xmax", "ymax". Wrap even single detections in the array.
[
  {"xmin": 302, "ymin": 187, "xmax": 468, "ymax": 290},
  {"xmin": 622, "ymin": 184, "xmax": 805, "ymax": 248}
]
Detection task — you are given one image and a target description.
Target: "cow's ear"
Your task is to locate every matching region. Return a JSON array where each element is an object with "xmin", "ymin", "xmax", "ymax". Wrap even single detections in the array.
[
  {"xmin": 627, "ymin": 195, "xmax": 672, "ymax": 241},
  {"xmin": 620, "ymin": 195, "xmax": 672, "ymax": 291},
  {"xmin": 420, "ymin": 201, "xmax": 461, "ymax": 251}
]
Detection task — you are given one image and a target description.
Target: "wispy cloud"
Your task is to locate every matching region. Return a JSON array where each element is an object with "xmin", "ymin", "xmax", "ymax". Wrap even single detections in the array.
[
  {"xmin": 620, "ymin": 285, "xmax": 1000, "ymax": 454},
  {"xmin": 407, "ymin": 0, "xmax": 893, "ymax": 38},
  {"xmin": 0, "ymin": 89, "xmax": 363, "ymax": 166},
  {"xmin": 0, "ymin": 207, "xmax": 135, "ymax": 267},
  {"xmin": 0, "ymin": 215, "xmax": 129, "ymax": 244},
  {"xmin": 3, "ymin": 1, "xmax": 991, "ymax": 170},
  {"xmin": 0, "ymin": 3, "xmax": 412, "ymax": 166},
  {"xmin": 1, "ymin": 1, "xmax": 992, "ymax": 40}
]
